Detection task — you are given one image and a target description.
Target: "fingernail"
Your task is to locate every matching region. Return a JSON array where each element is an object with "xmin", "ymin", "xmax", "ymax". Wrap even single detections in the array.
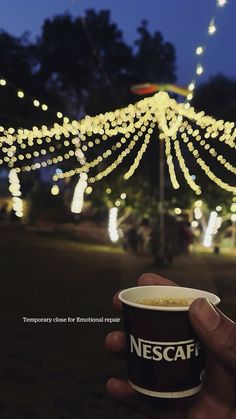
[{"xmin": 194, "ymin": 298, "xmax": 220, "ymax": 332}]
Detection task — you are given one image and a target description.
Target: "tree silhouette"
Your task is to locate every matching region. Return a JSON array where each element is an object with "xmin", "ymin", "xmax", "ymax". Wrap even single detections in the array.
[
  {"xmin": 133, "ymin": 20, "xmax": 176, "ymax": 84},
  {"xmin": 189, "ymin": 74, "xmax": 236, "ymax": 208},
  {"xmin": 0, "ymin": 10, "xmax": 178, "ymax": 213},
  {"xmin": 33, "ymin": 11, "xmax": 176, "ymax": 118},
  {"xmin": 192, "ymin": 74, "xmax": 236, "ymax": 123}
]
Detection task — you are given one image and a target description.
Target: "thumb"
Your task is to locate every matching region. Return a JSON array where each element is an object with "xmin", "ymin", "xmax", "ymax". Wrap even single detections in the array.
[{"xmin": 189, "ymin": 298, "xmax": 236, "ymax": 375}]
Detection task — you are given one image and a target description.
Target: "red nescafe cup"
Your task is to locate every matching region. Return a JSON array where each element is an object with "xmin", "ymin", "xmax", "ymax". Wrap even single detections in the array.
[{"xmin": 119, "ymin": 286, "xmax": 220, "ymax": 399}]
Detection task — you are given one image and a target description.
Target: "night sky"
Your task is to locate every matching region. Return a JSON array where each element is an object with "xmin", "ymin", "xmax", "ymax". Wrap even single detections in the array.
[{"xmin": 1, "ymin": 0, "xmax": 236, "ymax": 86}]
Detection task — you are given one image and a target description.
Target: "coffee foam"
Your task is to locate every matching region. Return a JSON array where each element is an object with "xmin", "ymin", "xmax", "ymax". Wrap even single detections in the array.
[{"xmin": 136, "ymin": 297, "xmax": 195, "ymax": 307}]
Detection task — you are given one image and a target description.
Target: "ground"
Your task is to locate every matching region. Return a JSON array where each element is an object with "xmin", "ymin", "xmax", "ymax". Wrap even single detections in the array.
[{"xmin": 0, "ymin": 224, "xmax": 235, "ymax": 419}]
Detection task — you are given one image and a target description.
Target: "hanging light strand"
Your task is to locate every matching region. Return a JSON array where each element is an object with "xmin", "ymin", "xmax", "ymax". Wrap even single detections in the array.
[
  {"xmin": 173, "ymin": 139, "xmax": 201, "ymax": 194},
  {"xmin": 0, "ymin": 75, "xmax": 65, "ymax": 123},
  {"xmin": 8, "ymin": 168, "xmax": 24, "ymax": 217},
  {"xmin": 164, "ymin": 133, "xmax": 180, "ymax": 189},
  {"xmin": 185, "ymin": 0, "xmax": 228, "ymax": 106}
]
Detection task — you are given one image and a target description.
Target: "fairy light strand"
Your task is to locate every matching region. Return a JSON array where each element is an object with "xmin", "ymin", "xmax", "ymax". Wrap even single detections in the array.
[
  {"xmin": 186, "ymin": 0, "xmax": 228, "ymax": 106},
  {"xmin": 8, "ymin": 168, "xmax": 24, "ymax": 217},
  {"xmin": 0, "ymin": 92, "xmax": 235, "ymax": 195}
]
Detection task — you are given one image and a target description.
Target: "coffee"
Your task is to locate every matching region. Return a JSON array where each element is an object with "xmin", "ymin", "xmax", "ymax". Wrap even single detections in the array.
[
  {"xmin": 136, "ymin": 297, "xmax": 195, "ymax": 307},
  {"xmin": 119, "ymin": 286, "xmax": 220, "ymax": 398}
]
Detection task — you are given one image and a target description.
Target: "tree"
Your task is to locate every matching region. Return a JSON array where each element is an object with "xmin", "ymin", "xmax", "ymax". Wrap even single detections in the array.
[
  {"xmin": 34, "ymin": 11, "xmax": 176, "ymax": 117},
  {"xmin": 0, "ymin": 10, "xmax": 177, "ymax": 136},
  {"xmin": 0, "ymin": 10, "xmax": 177, "ymax": 218},
  {"xmin": 190, "ymin": 74, "xmax": 236, "ymax": 208},
  {"xmin": 0, "ymin": 30, "xmax": 64, "ymax": 128},
  {"xmin": 33, "ymin": 10, "xmax": 177, "ymax": 196},
  {"xmin": 133, "ymin": 20, "xmax": 176, "ymax": 84},
  {"xmin": 192, "ymin": 74, "xmax": 236, "ymax": 123},
  {"xmin": 0, "ymin": 31, "xmax": 33, "ymax": 89},
  {"xmin": 35, "ymin": 10, "xmax": 133, "ymax": 117}
]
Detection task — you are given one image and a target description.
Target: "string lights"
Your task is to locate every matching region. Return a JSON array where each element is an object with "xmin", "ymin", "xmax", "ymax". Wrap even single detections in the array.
[
  {"xmin": 0, "ymin": 0, "xmax": 234, "ymax": 225},
  {"xmin": 203, "ymin": 210, "xmax": 218, "ymax": 247},
  {"xmin": 185, "ymin": 0, "xmax": 228, "ymax": 107},
  {"xmin": 0, "ymin": 91, "xmax": 235, "ymax": 198},
  {"xmin": 108, "ymin": 207, "xmax": 119, "ymax": 242},
  {"xmin": 8, "ymin": 168, "xmax": 24, "ymax": 217},
  {"xmin": 51, "ymin": 185, "xmax": 60, "ymax": 196},
  {"xmin": 71, "ymin": 172, "xmax": 88, "ymax": 214},
  {"xmin": 164, "ymin": 133, "xmax": 180, "ymax": 190},
  {"xmin": 0, "ymin": 75, "xmax": 65, "ymax": 122}
]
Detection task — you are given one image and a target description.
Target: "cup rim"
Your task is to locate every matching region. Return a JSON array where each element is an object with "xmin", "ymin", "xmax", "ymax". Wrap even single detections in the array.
[{"xmin": 118, "ymin": 285, "xmax": 221, "ymax": 311}]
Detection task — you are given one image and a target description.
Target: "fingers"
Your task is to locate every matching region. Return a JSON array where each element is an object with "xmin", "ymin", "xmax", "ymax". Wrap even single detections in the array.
[
  {"xmin": 189, "ymin": 298, "xmax": 236, "ymax": 375},
  {"xmin": 137, "ymin": 272, "xmax": 177, "ymax": 286},
  {"xmin": 187, "ymin": 356, "xmax": 236, "ymax": 419},
  {"xmin": 106, "ymin": 378, "xmax": 189, "ymax": 418},
  {"xmin": 105, "ymin": 331, "xmax": 126, "ymax": 357},
  {"xmin": 112, "ymin": 273, "xmax": 177, "ymax": 312},
  {"xmin": 106, "ymin": 379, "xmax": 156, "ymax": 418},
  {"xmin": 189, "ymin": 299, "xmax": 236, "ymax": 416},
  {"xmin": 113, "ymin": 291, "xmax": 123, "ymax": 312},
  {"xmin": 106, "ymin": 378, "xmax": 135, "ymax": 399}
]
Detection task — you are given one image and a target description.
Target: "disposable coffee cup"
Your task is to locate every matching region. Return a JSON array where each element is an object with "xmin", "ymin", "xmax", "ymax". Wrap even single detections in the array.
[{"xmin": 119, "ymin": 286, "xmax": 220, "ymax": 399}]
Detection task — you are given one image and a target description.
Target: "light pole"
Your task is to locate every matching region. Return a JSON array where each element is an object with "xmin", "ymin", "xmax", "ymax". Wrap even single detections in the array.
[{"xmin": 159, "ymin": 135, "xmax": 165, "ymax": 261}]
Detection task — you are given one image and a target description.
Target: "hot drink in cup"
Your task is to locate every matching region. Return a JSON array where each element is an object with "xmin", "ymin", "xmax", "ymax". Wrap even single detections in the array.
[{"xmin": 119, "ymin": 286, "xmax": 220, "ymax": 398}]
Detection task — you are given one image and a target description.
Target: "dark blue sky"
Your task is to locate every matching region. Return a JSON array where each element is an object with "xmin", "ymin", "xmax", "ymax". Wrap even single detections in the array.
[{"xmin": 1, "ymin": 0, "xmax": 236, "ymax": 85}]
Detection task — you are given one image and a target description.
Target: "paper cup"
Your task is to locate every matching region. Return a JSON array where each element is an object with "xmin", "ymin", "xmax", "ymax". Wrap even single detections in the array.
[{"xmin": 119, "ymin": 285, "xmax": 220, "ymax": 399}]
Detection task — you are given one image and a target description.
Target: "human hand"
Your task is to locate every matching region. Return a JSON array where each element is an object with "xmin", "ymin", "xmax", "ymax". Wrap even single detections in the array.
[{"xmin": 105, "ymin": 273, "xmax": 236, "ymax": 419}]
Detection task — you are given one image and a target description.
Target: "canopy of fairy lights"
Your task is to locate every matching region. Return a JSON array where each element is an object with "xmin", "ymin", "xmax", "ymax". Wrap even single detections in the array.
[
  {"xmin": 0, "ymin": 0, "xmax": 235, "ymax": 222},
  {"xmin": 0, "ymin": 91, "xmax": 235, "ymax": 195}
]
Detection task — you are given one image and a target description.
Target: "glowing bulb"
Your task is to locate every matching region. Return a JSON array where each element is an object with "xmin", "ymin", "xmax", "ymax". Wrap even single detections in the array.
[
  {"xmin": 231, "ymin": 214, "xmax": 236, "ymax": 222},
  {"xmin": 195, "ymin": 46, "xmax": 204, "ymax": 55},
  {"xmin": 120, "ymin": 193, "xmax": 126, "ymax": 200},
  {"xmin": 208, "ymin": 19, "xmax": 216, "ymax": 35},
  {"xmin": 174, "ymin": 207, "xmax": 182, "ymax": 215},
  {"xmin": 217, "ymin": 0, "xmax": 227, "ymax": 6},
  {"xmin": 231, "ymin": 203, "xmax": 236, "ymax": 212},
  {"xmin": 57, "ymin": 112, "xmax": 63, "ymax": 118},
  {"xmin": 51, "ymin": 185, "xmax": 59, "ymax": 196},
  {"xmin": 33, "ymin": 99, "xmax": 40, "ymax": 107},
  {"xmin": 0, "ymin": 79, "xmax": 6, "ymax": 86},
  {"xmin": 85, "ymin": 186, "xmax": 93, "ymax": 194},
  {"xmin": 55, "ymin": 168, "xmax": 63, "ymax": 174},
  {"xmin": 196, "ymin": 64, "xmax": 204, "ymax": 75},
  {"xmin": 194, "ymin": 200, "xmax": 203, "ymax": 208},
  {"xmin": 216, "ymin": 205, "xmax": 222, "ymax": 212},
  {"xmin": 17, "ymin": 90, "xmax": 24, "ymax": 98},
  {"xmin": 42, "ymin": 104, "xmax": 48, "ymax": 111},
  {"xmin": 106, "ymin": 188, "xmax": 112, "ymax": 194},
  {"xmin": 188, "ymin": 81, "xmax": 195, "ymax": 91},
  {"xmin": 191, "ymin": 221, "xmax": 198, "ymax": 228}
]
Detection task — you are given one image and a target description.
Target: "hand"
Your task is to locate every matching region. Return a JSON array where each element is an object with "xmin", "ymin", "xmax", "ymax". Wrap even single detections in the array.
[{"xmin": 105, "ymin": 273, "xmax": 236, "ymax": 419}]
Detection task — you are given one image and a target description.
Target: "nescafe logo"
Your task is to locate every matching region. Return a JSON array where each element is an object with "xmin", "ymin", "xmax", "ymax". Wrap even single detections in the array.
[{"xmin": 130, "ymin": 335, "xmax": 201, "ymax": 362}]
